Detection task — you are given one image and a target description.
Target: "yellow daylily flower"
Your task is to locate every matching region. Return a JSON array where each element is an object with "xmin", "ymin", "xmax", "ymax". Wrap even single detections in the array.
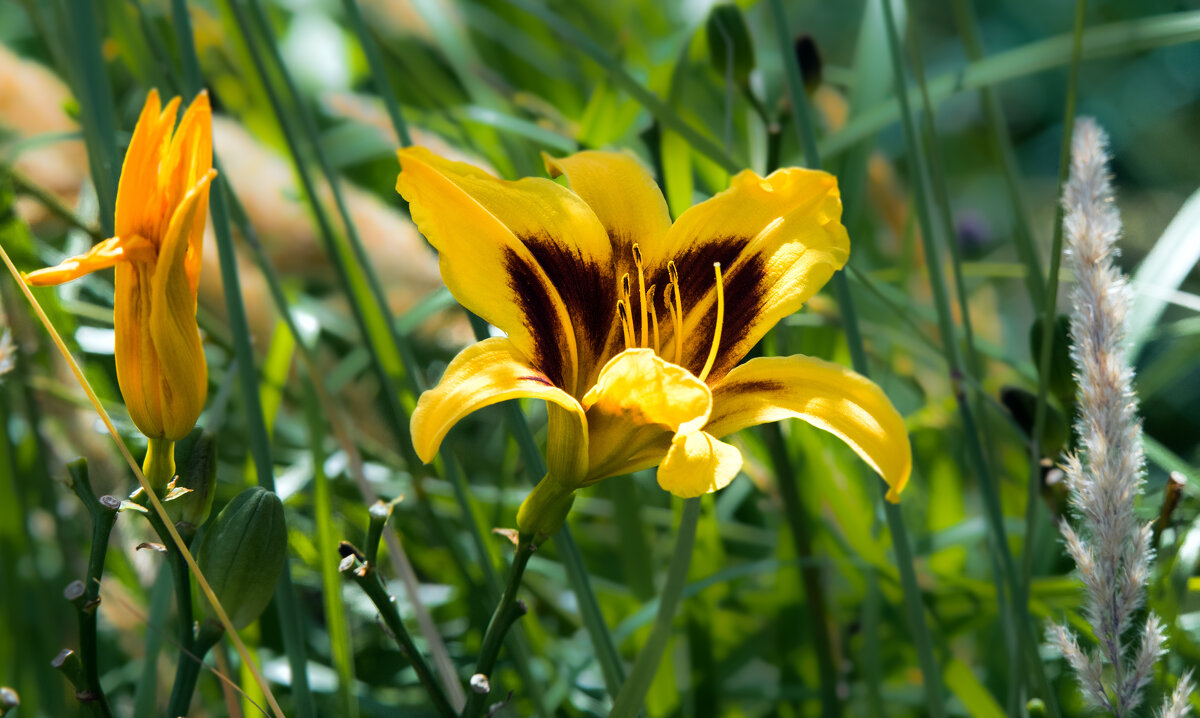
[
  {"xmin": 399, "ymin": 147, "xmax": 911, "ymax": 538},
  {"xmin": 25, "ymin": 89, "xmax": 215, "ymax": 446}
]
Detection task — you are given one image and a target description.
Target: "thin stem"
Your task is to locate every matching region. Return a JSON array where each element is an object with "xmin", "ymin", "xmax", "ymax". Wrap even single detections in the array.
[
  {"xmin": 65, "ymin": 460, "xmax": 117, "ymax": 718},
  {"xmin": 770, "ymin": 0, "xmax": 946, "ymax": 711},
  {"xmin": 7, "ymin": 169, "xmax": 105, "ymax": 242},
  {"xmin": 162, "ymin": 622, "xmax": 224, "ymax": 717},
  {"xmin": 342, "ymin": 554, "xmax": 456, "ymax": 718},
  {"xmin": 949, "ymin": 0, "xmax": 1046, "ymax": 308},
  {"xmin": 339, "ymin": 0, "xmax": 412, "ymax": 146},
  {"xmin": 462, "ymin": 537, "xmax": 537, "ymax": 718},
  {"xmin": 1027, "ymin": 0, "xmax": 1088, "ymax": 614},
  {"xmin": 140, "ymin": 506, "xmax": 199, "ymax": 717},
  {"xmin": 609, "ymin": 498, "xmax": 702, "ymax": 718},
  {"xmin": 166, "ymin": 4, "xmax": 319, "ymax": 713},
  {"xmin": 763, "ymin": 424, "xmax": 840, "ymax": 716}
]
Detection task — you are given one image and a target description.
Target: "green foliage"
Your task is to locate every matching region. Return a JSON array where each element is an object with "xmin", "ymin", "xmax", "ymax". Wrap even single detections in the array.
[{"xmin": 1, "ymin": 0, "xmax": 1198, "ymax": 717}]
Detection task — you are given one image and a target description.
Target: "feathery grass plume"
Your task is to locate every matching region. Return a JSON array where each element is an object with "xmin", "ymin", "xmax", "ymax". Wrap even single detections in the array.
[{"xmin": 1048, "ymin": 117, "xmax": 1193, "ymax": 716}]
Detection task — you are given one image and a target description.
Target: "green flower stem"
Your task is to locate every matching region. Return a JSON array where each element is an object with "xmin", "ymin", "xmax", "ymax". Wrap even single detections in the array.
[
  {"xmin": 769, "ymin": 0, "xmax": 945, "ymax": 713},
  {"xmin": 462, "ymin": 536, "xmax": 537, "ymax": 718},
  {"xmin": 515, "ymin": 475, "xmax": 576, "ymax": 542},
  {"xmin": 64, "ymin": 460, "xmax": 116, "ymax": 718},
  {"xmin": 341, "ymin": 553, "xmax": 456, "ymax": 718},
  {"xmin": 50, "ymin": 649, "xmax": 104, "ymax": 718},
  {"xmin": 142, "ymin": 438, "xmax": 175, "ymax": 492},
  {"xmin": 161, "ymin": 621, "xmax": 224, "ymax": 718},
  {"xmin": 141, "ymin": 506, "xmax": 199, "ymax": 717}
]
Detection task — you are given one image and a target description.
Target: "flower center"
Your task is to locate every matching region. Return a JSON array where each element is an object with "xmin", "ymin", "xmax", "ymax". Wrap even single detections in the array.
[{"xmin": 616, "ymin": 244, "xmax": 725, "ymax": 383}]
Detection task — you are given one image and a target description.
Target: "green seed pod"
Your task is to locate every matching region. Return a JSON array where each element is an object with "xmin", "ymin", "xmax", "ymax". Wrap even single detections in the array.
[
  {"xmin": 706, "ymin": 4, "xmax": 755, "ymax": 93},
  {"xmin": 167, "ymin": 429, "xmax": 218, "ymax": 538},
  {"xmin": 1030, "ymin": 313, "xmax": 1076, "ymax": 411},
  {"xmin": 197, "ymin": 487, "xmax": 287, "ymax": 630}
]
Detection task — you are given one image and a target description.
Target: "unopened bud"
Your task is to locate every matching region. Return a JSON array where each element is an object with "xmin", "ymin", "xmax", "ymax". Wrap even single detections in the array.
[
  {"xmin": 167, "ymin": 430, "xmax": 218, "ymax": 537},
  {"xmin": 1026, "ymin": 698, "xmax": 1046, "ymax": 716},
  {"xmin": 197, "ymin": 487, "xmax": 287, "ymax": 629}
]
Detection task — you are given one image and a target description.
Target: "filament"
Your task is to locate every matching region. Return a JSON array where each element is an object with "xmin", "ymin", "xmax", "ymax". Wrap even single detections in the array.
[
  {"xmin": 617, "ymin": 299, "xmax": 633, "ymax": 349},
  {"xmin": 698, "ymin": 262, "xmax": 724, "ymax": 383},
  {"xmin": 633, "ymin": 244, "xmax": 648, "ymax": 348},
  {"xmin": 645, "ymin": 285, "xmax": 659, "ymax": 354},
  {"xmin": 667, "ymin": 260, "xmax": 683, "ymax": 365}
]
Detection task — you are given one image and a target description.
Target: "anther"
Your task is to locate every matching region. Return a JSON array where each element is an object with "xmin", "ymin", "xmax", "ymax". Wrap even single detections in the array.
[
  {"xmin": 698, "ymin": 262, "xmax": 725, "ymax": 383},
  {"xmin": 632, "ymin": 244, "xmax": 648, "ymax": 348}
]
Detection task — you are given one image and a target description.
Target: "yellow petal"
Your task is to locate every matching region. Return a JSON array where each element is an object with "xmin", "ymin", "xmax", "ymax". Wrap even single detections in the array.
[
  {"xmin": 706, "ymin": 355, "xmax": 912, "ymax": 501},
  {"xmin": 116, "ymin": 91, "xmax": 182, "ymax": 242},
  {"xmin": 580, "ymin": 348, "xmax": 712, "ymax": 482},
  {"xmin": 411, "ymin": 337, "xmax": 588, "ymax": 482},
  {"xmin": 115, "ymin": 258, "xmax": 164, "ymax": 438},
  {"xmin": 150, "ymin": 171, "xmax": 215, "ymax": 440},
  {"xmin": 23, "ymin": 237, "xmax": 131, "ymax": 286},
  {"xmin": 161, "ymin": 91, "xmax": 213, "ymax": 293},
  {"xmin": 397, "ymin": 147, "xmax": 617, "ymax": 396},
  {"xmin": 543, "ymin": 149, "xmax": 674, "ymax": 387},
  {"xmin": 656, "ymin": 431, "xmax": 742, "ymax": 498},
  {"xmin": 655, "ymin": 168, "xmax": 850, "ymax": 383}
]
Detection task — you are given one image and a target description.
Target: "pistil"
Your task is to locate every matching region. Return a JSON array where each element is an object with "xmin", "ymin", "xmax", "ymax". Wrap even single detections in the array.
[{"xmin": 698, "ymin": 262, "xmax": 725, "ymax": 382}]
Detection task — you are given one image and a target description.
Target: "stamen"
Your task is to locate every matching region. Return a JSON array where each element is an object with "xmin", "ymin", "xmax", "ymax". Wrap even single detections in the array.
[
  {"xmin": 664, "ymin": 283, "xmax": 683, "ymax": 365},
  {"xmin": 645, "ymin": 285, "xmax": 659, "ymax": 354},
  {"xmin": 633, "ymin": 244, "xmax": 648, "ymax": 348},
  {"xmin": 698, "ymin": 262, "xmax": 724, "ymax": 383},
  {"xmin": 617, "ymin": 299, "xmax": 633, "ymax": 349},
  {"xmin": 667, "ymin": 260, "xmax": 684, "ymax": 365}
]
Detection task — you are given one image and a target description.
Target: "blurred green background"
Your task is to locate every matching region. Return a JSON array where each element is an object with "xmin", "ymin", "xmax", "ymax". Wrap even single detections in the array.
[{"xmin": 0, "ymin": 0, "xmax": 1197, "ymax": 716}]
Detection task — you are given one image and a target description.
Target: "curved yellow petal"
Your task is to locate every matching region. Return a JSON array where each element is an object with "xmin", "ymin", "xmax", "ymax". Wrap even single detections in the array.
[
  {"xmin": 116, "ymin": 91, "xmax": 182, "ymax": 242},
  {"xmin": 411, "ymin": 337, "xmax": 588, "ymax": 482},
  {"xmin": 23, "ymin": 236, "xmax": 133, "ymax": 286},
  {"xmin": 150, "ymin": 170, "xmax": 215, "ymax": 440},
  {"xmin": 397, "ymin": 147, "xmax": 616, "ymax": 395},
  {"xmin": 580, "ymin": 348, "xmax": 712, "ymax": 483},
  {"xmin": 657, "ymin": 431, "xmax": 742, "ymax": 498},
  {"xmin": 162, "ymin": 91, "xmax": 213, "ymax": 293},
  {"xmin": 655, "ymin": 168, "xmax": 850, "ymax": 383},
  {"xmin": 706, "ymin": 355, "xmax": 911, "ymax": 501},
  {"xmin": 543, "ymin": 149, "xmax": 673, "ymax": 387}
]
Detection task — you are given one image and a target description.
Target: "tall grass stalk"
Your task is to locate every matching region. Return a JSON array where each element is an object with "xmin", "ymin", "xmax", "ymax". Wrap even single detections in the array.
[
  {"xmin": 1046, "ymin": 118, "xmax": 1194, "ymax": 717},
  {"xmin": 769, "ymin": 0, "xmax": 946, "ymax": 712}
]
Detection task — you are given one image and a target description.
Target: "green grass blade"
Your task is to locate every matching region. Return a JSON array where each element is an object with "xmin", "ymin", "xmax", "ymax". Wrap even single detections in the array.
[
  {"xmin": 303, "ymin": 380, "xmax": 359, "ymax": 718},
  {"xmin": 499, "ymin": 0, "xmax": 741, "ymax": 173},
  {"xmin": 166, "ymin": 4, "xmax": 317, "ymax": 714},
  {"xmin": 769, "ymin": 0, "xmax": 946, "ymax": 712},
  {"xmin": 822, "ymin": 10, "xmax": 1200, "ymax": 160},
  {"xmin": 878, "ymin": 1, "xmax": 1062, "ymax": 711},
  {"xmin": 340, "ymin": 0, "xmax": 412, "ymax": 147},
  {"xmin": 950, "ymin": 0, "xmax": 1046, "ymax": 308},
  {"xmin": 1128, "ymin": 187, "xmax": 1200, "ymax": 352},
  {"xmin": 609, "ymin": 497, "xmax": 701, "ymax": 718},
  {"xmin": 61, "ymin": 0, "xmax": 119, "ymax": 235}
]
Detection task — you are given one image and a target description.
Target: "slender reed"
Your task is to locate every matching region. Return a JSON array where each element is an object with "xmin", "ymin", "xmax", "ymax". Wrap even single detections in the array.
[{"xmin": 1047, "ymin": 118, "xmax": 1193, "ymax": 717}]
